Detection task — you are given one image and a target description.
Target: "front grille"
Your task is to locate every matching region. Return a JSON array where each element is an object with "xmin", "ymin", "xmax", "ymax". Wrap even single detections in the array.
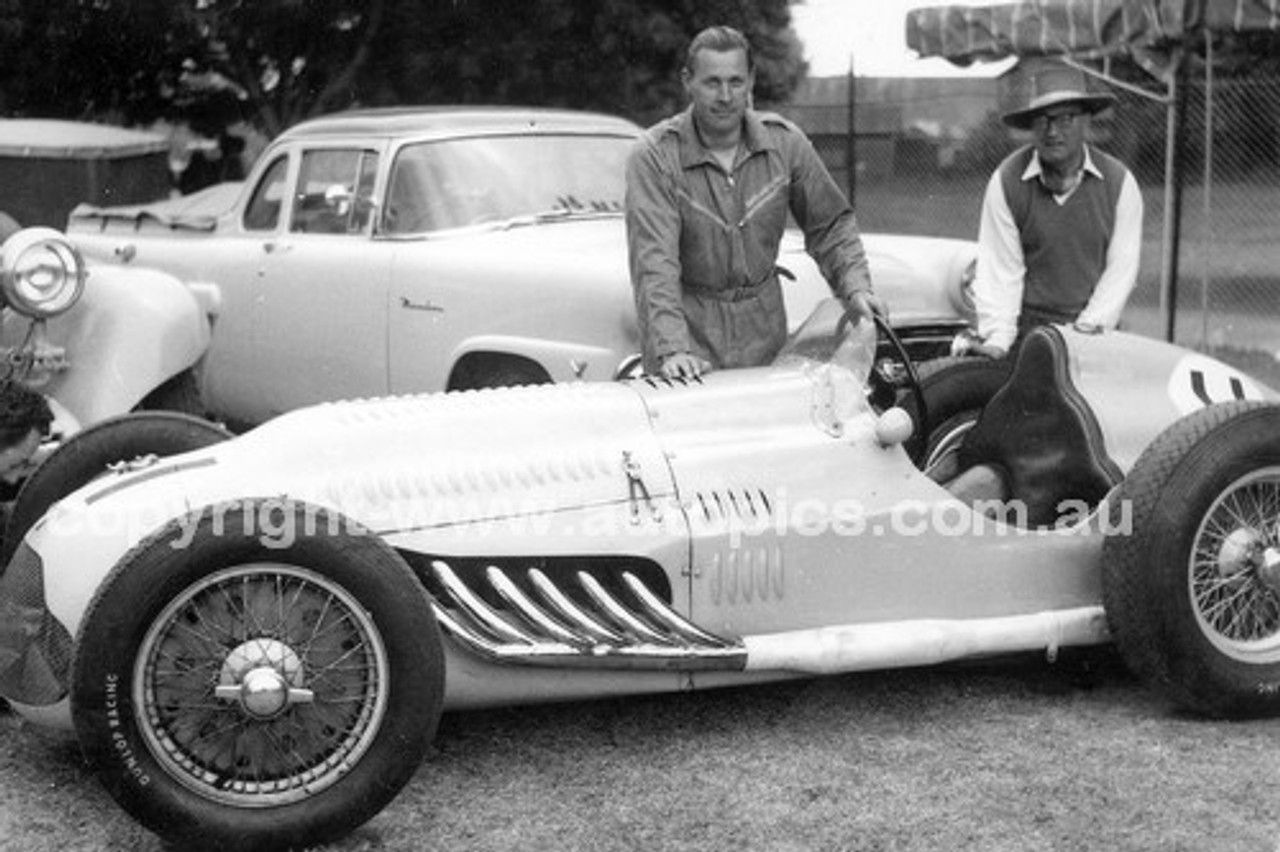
[{"xmin": 0, "ymin": 542, "xmax": 72, "ymax": 705}]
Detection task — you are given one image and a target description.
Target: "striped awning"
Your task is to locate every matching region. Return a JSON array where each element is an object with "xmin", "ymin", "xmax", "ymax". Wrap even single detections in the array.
[
  {"xmin": 906, "ymin": 0, "xmax": 1280, "ymax": 67},
  {"xmin": 0, "ymin": 119, "xmax": 167, "ymax": 160}
]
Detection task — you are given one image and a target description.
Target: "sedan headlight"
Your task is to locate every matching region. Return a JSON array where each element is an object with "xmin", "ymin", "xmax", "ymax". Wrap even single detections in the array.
[{"xmin": 2, "ymin": 228, "xmax": 87, "ymax": 318}]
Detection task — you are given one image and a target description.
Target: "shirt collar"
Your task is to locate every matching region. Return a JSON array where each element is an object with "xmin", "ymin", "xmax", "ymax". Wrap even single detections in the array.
[
  {"xmin": 668, "ymin": 107, "xmax": 777, "ymax": 169},
  {"xmin": 1021, "ymin": 145, "xmax": 1104, "ymax": 183}
]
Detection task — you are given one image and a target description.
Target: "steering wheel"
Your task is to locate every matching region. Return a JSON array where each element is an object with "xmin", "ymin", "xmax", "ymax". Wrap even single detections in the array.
[{"xmin": 836, "ymin": 309, "xmax": 928, "ymax": 456}]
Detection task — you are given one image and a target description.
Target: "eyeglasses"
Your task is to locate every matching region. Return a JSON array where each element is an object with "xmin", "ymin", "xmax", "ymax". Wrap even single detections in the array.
[{"xmin": 1032, "ymin": 111, "xmax": 1083, "ymax": 132}]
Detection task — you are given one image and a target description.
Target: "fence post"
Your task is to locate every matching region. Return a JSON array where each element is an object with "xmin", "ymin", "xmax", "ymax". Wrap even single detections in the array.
[
  {"xmin": 1198, "ymin": 31, "xmax": 1214, "ymax": 348},
  {"xmin": 846, "ymin": 55, "xmax": 857, "ymax": 202},
  {"xmin": 1159, "ymin": 47, "xmax": 1190, "ymax": 343}
]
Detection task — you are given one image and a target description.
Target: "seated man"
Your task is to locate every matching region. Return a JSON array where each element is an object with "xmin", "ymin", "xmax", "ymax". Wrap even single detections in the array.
[{"xmin": 0, "ymin": 381, "xmax": 52, "ymax": 713}]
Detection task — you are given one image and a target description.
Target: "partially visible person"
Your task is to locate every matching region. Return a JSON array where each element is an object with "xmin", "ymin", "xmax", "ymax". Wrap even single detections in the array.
[
  {"xmin": 0, "ymin": 380, "xmax": 53, "ymax": 492},
  {"xmin": 969, "ymin": 59, "xmax": 1143, "ymax": 359},
  {"xmin": 0, "ymin": 380, "xmax": 48, "ymax": 713},
  {"xmin": 626, "ymin": 25, "xmax": 881, "ymax": 380},
  {"xmin": 0, "ymin": 211, "xmax": 20, "ymax": 245}
]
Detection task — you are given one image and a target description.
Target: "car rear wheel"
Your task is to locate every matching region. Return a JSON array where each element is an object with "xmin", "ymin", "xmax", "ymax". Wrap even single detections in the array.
[
  {"xmin": 1102, "ymin": 401, "xmax": 1280, "ymax": 718},
  {"xmin": 70, "ymin": 499, "xmax": 445, "ymax": 851},
  {"xmin": 901, "ymin": 356, "xmax": 1011, "ymax": 469},
  {"xmin": 1, "ymin": 411, "xmax": 232, "ymax": 568}
]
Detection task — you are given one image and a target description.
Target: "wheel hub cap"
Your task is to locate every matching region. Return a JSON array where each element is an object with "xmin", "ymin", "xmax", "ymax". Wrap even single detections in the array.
[
  {"xmin": 1260, "ymin": 547, "xmax": 1280, "ymax": 595},
  {"xmin": 213, "ymin": 639, "xmax": 313, "ymax": 718},
  {"xmin": 1215, "ymin": 528, "xmax": 1265, "ymax": 579}
]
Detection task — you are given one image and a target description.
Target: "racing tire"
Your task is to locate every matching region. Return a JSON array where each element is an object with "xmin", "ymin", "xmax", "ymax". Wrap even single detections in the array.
[
  {"xmin": 901, "ymin": 356, "xmax": 1011, "ymax": 468},
  {"xmin": 70, "ymin": 499, "xmax": 446, "ymax": 851},
  {"xmin": 1101, "ymin": 401, "xmax": 1280, "ymax": 718},
  {"xmin": 1, "ymin": 411, "xmax": 232, "ymax": 567}
]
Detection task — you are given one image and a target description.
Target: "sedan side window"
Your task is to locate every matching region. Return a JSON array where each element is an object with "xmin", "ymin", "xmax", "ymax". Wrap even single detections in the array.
[
  {"xmin": 291, "ymin": 149, "xmax": 380, "ymax": 235},
  {"xmin": 243, "ymin": 155, "xmax": 289, "ymax": 231}
]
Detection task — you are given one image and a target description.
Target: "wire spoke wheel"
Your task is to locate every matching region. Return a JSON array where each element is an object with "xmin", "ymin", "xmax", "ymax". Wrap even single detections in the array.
[
  {"xmin": 1102, "ymin": 401, "xmax": 1280, "ymax": 718},
  {"xmin": 899, "ymin": 356, "xmax": 1010, "ymax": 468},
  {"xmin": 922, "ymin": 413, "xmax": 978, "ymax": 472},
  {"xmin": 136, "ymin": 563, "xmax": 389, "ymax": 806},
  {"xmin": 72, "ymin": 500, "xmax": 445, "ymax": 850},
  {"xmin": 1191, "ymin": 469, "xmax": 1280, "ymax": 659}
]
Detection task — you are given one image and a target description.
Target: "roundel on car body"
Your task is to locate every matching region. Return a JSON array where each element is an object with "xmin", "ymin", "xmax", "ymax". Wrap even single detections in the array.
[{"xmin": 1166, "ymin": 353, "xmax": 1269, "ymax": 416}]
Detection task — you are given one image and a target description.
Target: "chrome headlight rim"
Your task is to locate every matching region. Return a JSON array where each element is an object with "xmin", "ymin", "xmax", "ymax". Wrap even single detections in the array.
[
  {"xmin": 1, "ymin": 227, "xmax": 87, "ymax": 318},
  {"xmin": 614, "ymin": 352, "xmax": 645, "ymax": 381}
]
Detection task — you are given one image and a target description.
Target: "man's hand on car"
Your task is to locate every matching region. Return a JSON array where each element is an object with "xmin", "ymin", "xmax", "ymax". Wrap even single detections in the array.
[
  {"xmin": 843, "ymin": 290, "xmax": 886, "ymax": 325},
  {"xmin": 950, "ymin": 329, "xmax": 1007, "ymax": 360},
  {"xmin": 970, "ymin": 342, "xmax": 1008, "ymax": 359},
  {"xmin": 660, "ymin": 352, "xmax": 711, "ymax": 380}
]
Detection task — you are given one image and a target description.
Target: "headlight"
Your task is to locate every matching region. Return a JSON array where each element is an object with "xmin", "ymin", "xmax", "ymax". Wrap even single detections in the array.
[{"xmin": 1, "ymin": 227, "xmax": 87, "ymax": 318}]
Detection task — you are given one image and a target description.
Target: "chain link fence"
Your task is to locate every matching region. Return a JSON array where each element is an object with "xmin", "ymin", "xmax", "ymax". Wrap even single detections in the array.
[{"xmin": 780, "ymin": 69, "xmax": 1280, "ymax": 381}]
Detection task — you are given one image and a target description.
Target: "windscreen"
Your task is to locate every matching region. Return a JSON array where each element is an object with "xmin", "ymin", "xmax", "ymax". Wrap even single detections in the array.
[{"xmin": 383, "ymin": 133, "xmax": 633, "ymax": 234}]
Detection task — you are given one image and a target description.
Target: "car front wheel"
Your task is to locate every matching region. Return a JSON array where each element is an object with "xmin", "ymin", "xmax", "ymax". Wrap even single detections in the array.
[
  {"xmin": 70, "ymin": 499, "xmax": 445, "ymax": 851},
  {"xmin": 1103, "ymin": 401, "xmax": 1280, "ymax": 718}
]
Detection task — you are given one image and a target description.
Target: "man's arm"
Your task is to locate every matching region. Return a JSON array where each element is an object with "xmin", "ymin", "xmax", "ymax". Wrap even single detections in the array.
[
  {"xmin": 972, "ymin": 170, "xmax": 1025, "ymax": 355},
  {"xmin": 624, "ymin": 138, "xmax": 691, "ymax": 368},
  {"xmin": 1076, "ymin": 169, "xmax": 1144, "ymax": 330},
  {"xmin": 784, "ymin": 129, "xmax": 877, "ymax": 319}
]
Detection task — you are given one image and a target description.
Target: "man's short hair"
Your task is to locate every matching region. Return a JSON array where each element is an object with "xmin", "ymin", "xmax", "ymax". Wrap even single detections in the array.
[
  {"xmin": 684, "ymin": 26, "xmax": 753, "ymax": 73},
  {"xmin": 0, "ymin": 380, "xmax": 52, "ymax": 450}
]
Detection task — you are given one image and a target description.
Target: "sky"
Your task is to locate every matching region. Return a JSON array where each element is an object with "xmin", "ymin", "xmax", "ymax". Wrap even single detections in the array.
[{"xmin": 790, "ymin": 0, "xmax": 1015, "ymax": 78}]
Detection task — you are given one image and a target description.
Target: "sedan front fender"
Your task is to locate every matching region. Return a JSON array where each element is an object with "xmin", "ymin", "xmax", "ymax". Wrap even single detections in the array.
[{"xmin": 446, "ymin": 335, "xmax": 636, "ymax": 385}]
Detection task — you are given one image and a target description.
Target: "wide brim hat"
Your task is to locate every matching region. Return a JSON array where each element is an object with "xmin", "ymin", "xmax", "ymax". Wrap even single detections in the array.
[{"xmin": 1000, "ymin": 61, "xmax": 1116, "ymax": 130}]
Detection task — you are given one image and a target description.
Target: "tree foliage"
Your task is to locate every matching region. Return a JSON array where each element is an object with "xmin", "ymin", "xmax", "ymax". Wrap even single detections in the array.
[{"xmin": 0, "ymin": 0, "xmax": 806, "ymax": 138}]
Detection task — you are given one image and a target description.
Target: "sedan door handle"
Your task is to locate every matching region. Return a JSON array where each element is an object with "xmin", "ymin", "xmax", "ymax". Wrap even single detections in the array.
[{"xmin": 262, "ymin": 242, "xmax": 292, "ymax": 254}]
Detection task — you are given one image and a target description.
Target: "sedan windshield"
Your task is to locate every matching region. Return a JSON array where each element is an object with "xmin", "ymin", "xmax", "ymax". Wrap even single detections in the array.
[{"xmin": 383, "ymin": 133, "xmax": 633, "ymax": 234}]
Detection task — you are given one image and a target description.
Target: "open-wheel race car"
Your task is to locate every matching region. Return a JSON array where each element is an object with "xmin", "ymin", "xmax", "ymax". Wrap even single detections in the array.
[{"xmin": 1, "ymin": 300, "xmax": 1279, "ymax": 850}]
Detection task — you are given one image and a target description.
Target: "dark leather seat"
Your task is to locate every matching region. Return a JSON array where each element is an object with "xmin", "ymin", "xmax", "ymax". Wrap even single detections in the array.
[{"xmin": 956, "ymin": 325, "xmax": 1122, "ymax": 527}]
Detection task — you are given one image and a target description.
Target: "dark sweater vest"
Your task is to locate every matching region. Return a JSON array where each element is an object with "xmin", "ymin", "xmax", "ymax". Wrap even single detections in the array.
[{"xmin": 999, "ymin": 145, "xmax": 1127, "ymax": 331}]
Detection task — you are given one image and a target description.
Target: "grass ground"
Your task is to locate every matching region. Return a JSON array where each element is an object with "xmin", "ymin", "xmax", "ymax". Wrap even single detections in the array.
[{"xmin": 4, "ymin": 649, "xmax": 1278, "ymax": 851}]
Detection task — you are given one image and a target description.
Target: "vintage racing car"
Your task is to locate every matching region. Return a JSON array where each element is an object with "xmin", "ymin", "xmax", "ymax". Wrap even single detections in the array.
[
  {"xmin": 0, "ymin": 106, "xmax": 976, "ymax": 560},
  {"xmin": 2, "ymin": 300, "xmax": 1277, "ymax": 850}
]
